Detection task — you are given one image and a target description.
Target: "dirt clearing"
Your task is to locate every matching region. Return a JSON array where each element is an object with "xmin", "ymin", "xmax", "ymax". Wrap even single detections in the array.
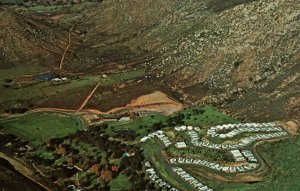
[{"xmin": 108, "ymin": 91, "xmax": 183, "ymax": 115}]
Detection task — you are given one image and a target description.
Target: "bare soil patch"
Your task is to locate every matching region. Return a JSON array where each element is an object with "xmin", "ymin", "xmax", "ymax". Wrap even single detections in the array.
[
  {"xmin": 280, "ymin": 120, "xmax": 299, "ymax": 135},
  {"xmin": 186, "ymin": 166, "xmax": 264, "ymax": 182},
  {"xmin": 108, "ymin": 91, "xmax": 183, "ymax": 115},
  {"xmin": 86, "ymin": 80, "xmax": 182, "ymax": 113}
]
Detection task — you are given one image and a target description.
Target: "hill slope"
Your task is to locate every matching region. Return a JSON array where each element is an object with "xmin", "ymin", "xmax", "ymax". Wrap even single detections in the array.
[{"xmin": 1, "ymin": 0, "xmax": 299, "ymax": 121}]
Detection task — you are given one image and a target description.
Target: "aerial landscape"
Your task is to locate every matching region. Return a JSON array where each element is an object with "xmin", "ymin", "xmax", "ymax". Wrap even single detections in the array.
[{"xmin": 0, "ymin": 0, "xmax": 299, "ymax": 190}]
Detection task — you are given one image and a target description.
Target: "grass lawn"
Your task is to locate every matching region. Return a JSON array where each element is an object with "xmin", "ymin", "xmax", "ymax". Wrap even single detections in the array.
[
  {"xmin": 106, "ymin": 113, "xmax": 168, "ymax": 137},
  {"xmin": 109, "ymin": 173, "xmax": 132, "ymax": 191},
  {"xmin": 181, "ymin": 105, "xmax": 239, "ymax": 127},
  {"xmin": 0, "ymin": 112, "xmax": 85, "ymax": 145}
]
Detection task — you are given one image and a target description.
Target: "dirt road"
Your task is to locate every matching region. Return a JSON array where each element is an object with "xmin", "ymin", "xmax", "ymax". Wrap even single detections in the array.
[
  {"xmin": 77, "ymin": 83, "xmax": 100, "ymax": 112},
  {"xmin": 0, "ymin": 152, "xmax": 52, "ymax": 191}
]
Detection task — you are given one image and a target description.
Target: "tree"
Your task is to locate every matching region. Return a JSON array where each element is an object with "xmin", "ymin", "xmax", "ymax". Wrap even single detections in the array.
[{"xmin": 100, "ymin": 170, "xmax": 112, "ymax": 182}]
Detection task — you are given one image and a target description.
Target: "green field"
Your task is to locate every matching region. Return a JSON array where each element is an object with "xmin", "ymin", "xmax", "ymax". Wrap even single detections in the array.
[
  {"xmin": 0, "ymin": 112, "xmax": 85, "ymax": 145},
  {"xmin": 0, "ymin": 69, "xmax": 145, "ymax": 102},
  {"xmin": 181, "ymin": 105, "xmax": 239, "ymax": 127}
]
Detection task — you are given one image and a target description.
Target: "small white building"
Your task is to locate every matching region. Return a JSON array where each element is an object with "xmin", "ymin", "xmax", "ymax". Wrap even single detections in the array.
[
  {"xmin": 52, "ymin": 78, "xmax": 61, "ymax": 82},
  {"xmin": 140, "ymin": 137, "xmax": 149, "ymax": 142},
  {"xmin": 175, "ymin": 142, "xmax": 187, "ymax": 148},
  {"xmin": 119, "ymin": 117, "xmax": 131, "ymax": 122},
  {"xmin": 187, "ymin": 126, "xmax": 193, "ymax": 130}
]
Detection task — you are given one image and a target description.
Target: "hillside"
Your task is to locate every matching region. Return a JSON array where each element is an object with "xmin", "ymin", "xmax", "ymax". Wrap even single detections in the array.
[
  {"xmin": 0, "ymin": 6, "xmax": 68, "ymax": 69},
  {"xmin": 0, "ymin": 0, "xmax": 299, "ymax": 121}
]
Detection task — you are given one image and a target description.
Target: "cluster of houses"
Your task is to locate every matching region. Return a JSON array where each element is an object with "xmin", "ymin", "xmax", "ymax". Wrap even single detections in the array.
[
  {"xmin": 140, "ymin": 130, "xmax": 172, "ymax": 147},
  {"xmin": 207, "ymin": 123, "xmax": 283, "ymax": 139},
  {"xmin": 174, "ymin": 125, "xmax": 201, "ymax": 131},
  {"xmin": 169, "ymin": 157, "xmax": 259, "ymax": 173},
  {"xmin": 242, "ymin": 150, "xmax": 257, "ymax": 163},
  {"xmin": 145, "ymin": 161, "xmax": 179, "ymax": 191},
  {"xmin": 207, "ymin": 123, "xmax": 280, "ymax": 138},
  {"xmin": 141, "ymin": 124, "xmax": 288, "ymax": 151},
  {"xmin": 234, "ymin": 131, "xmax": 288, "ymax": 147},
  {"xmin": 140, "ymin": 122, "xmax": 291, "ymax": 191},
  {"xmin": 185, "ymin": 130, "xmax": 288, "ymax": 150},
  {"xmin": 230, "ymin": 150, "xmax": 245, "ymax": 162},
  {"xmin": 172, "ymin": 167, "xmax": 213, "ymax": 191}
]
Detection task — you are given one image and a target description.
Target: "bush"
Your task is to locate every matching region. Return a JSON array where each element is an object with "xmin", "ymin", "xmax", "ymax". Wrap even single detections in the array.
[{"xmin": 207, "ymin": 0, "xmax": 257, "ymax": 12}]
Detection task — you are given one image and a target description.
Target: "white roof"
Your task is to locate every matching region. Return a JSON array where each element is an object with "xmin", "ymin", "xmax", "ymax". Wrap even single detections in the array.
[
  {"xmin": 140, "ymin": 137, "xmax": 149, "ymax": 142},
  {"xmin": 187, "ymin": 126, "xmax": 193, "ymax": 130},
  {"xmin": 175, "ymin": 142, "xmax": 187, "ymax": 148}
]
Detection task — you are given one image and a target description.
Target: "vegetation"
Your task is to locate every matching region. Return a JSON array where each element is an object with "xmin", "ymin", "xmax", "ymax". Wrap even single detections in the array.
[
  {"xmin": 142, "ymin": 139, "xmax": 195, "ymax": 191},
  {"xmin": 1, "ymin": 104, "xmax": 298, "ymax": 190},
  {"xmin": 0, "ymin": 112, "xmax": 85, "ymax": 145},
  {"xmin": 207, "ymin": 0, "xmax": 258, "ymax": 12},
  {"xmin": 168, "ymin": 105, "xmax": 239, "ymax": 127},
  {"xmin": 0, "ymin": 70, "xmax": 144, "ymax": 103},
  {"xmin": 109, "ymin": 173, "xmax": 131, "ymax": 191},
  {"xmin": 166, "ymin": 145, "xmax": 234, "ymax": 162},
  {"xmin": 189, "ymin": 137, "xmax": 300, "ymax": 191},
  {"xmin": 106, "ymin": 113, "xmax": 168, "ymax": 139}
]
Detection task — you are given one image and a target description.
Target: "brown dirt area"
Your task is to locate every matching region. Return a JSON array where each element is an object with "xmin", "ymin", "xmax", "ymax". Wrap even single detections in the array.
[
  {"xmin": 185, "ymin": 166, "xmax": 264, "ymax": 182},
  {"xmin": 85, "ymin": 80, "xmax": 183, "ymax": 114},
  {"xmin": 108, "ymin": 91, "xmax": 183, "ymax": 115},
  {"xmin": 279, "ymin": 120, "xmax": 299, "ymax": 135},
  {"xmin": 37, "ymin": 80, "xmax": 183, "ymax": 115}
]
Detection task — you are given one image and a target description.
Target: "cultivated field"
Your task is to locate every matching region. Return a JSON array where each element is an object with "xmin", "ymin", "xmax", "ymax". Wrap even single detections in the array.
[{"xmin": 0, "ymin": 112, "xmax": 85, "ymax": 145}]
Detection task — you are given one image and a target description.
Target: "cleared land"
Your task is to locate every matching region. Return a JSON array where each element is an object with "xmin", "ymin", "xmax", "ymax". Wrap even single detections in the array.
[
  {"xmin": 108, "ymin": 91, "xmax": 183, "ymax": 115},
  {"xmin": 0, "ymin": 112, "xmax": 85, "ymax": 145}
]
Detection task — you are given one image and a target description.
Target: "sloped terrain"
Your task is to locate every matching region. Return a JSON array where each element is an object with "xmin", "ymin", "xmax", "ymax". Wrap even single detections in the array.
[
  {"xmin": 1, "ymin": 0, "xmax": 299, "ymax": 121},
  {"xmin": 0, "ymin": 6, "xmax": 68, "ymax": 69}
]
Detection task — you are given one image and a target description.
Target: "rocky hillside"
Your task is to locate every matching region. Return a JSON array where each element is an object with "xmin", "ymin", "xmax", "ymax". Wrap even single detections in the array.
[
  {"xmin": 0, "ymin": 7, "xmax": 68, "ymax": 69},
  {"xmin": 1, "ymin": 0, "xmax": 299, "ymax": 121}
]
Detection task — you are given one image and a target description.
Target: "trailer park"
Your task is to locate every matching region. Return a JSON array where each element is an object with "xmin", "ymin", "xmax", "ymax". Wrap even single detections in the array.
[{"xmin": 141, "ymin": 118, "xmax": 291, "ymax": 191}]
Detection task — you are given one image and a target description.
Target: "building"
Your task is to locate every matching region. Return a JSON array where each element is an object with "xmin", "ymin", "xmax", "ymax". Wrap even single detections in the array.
[
  {"xmin": 119, "ymin": 116, "xmax": 131, "ymax": 122},
  {"xmin": 230, "ymin": 150, "xmax": 245, "ymax": 162},
  {"xmin": 175, "ymin": 142, "xmax": 187, "ymax": 148}
]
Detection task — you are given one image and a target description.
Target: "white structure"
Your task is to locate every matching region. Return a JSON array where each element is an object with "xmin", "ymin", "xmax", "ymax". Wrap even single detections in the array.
[
  {"xmin": 140, "ymin": 137, "xmax": 150, "ymax": 142},
  {"xmin": 230, "ymin": 150, "xmax": 245, "ymax": 162},
  {"xmin": 145, "ymin": 161, "xmax": 179, "ymax": 191},
  {"xmin": 119, "ymin": 117, "xmax": 131, "ymax": 122},
  {"xmin": 172, "ymin": 167, "xmax": 213, "ymax": 191},
  {"xmin": 175, "ymin": 142, "xmax": 187, "ymax": 148}
]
